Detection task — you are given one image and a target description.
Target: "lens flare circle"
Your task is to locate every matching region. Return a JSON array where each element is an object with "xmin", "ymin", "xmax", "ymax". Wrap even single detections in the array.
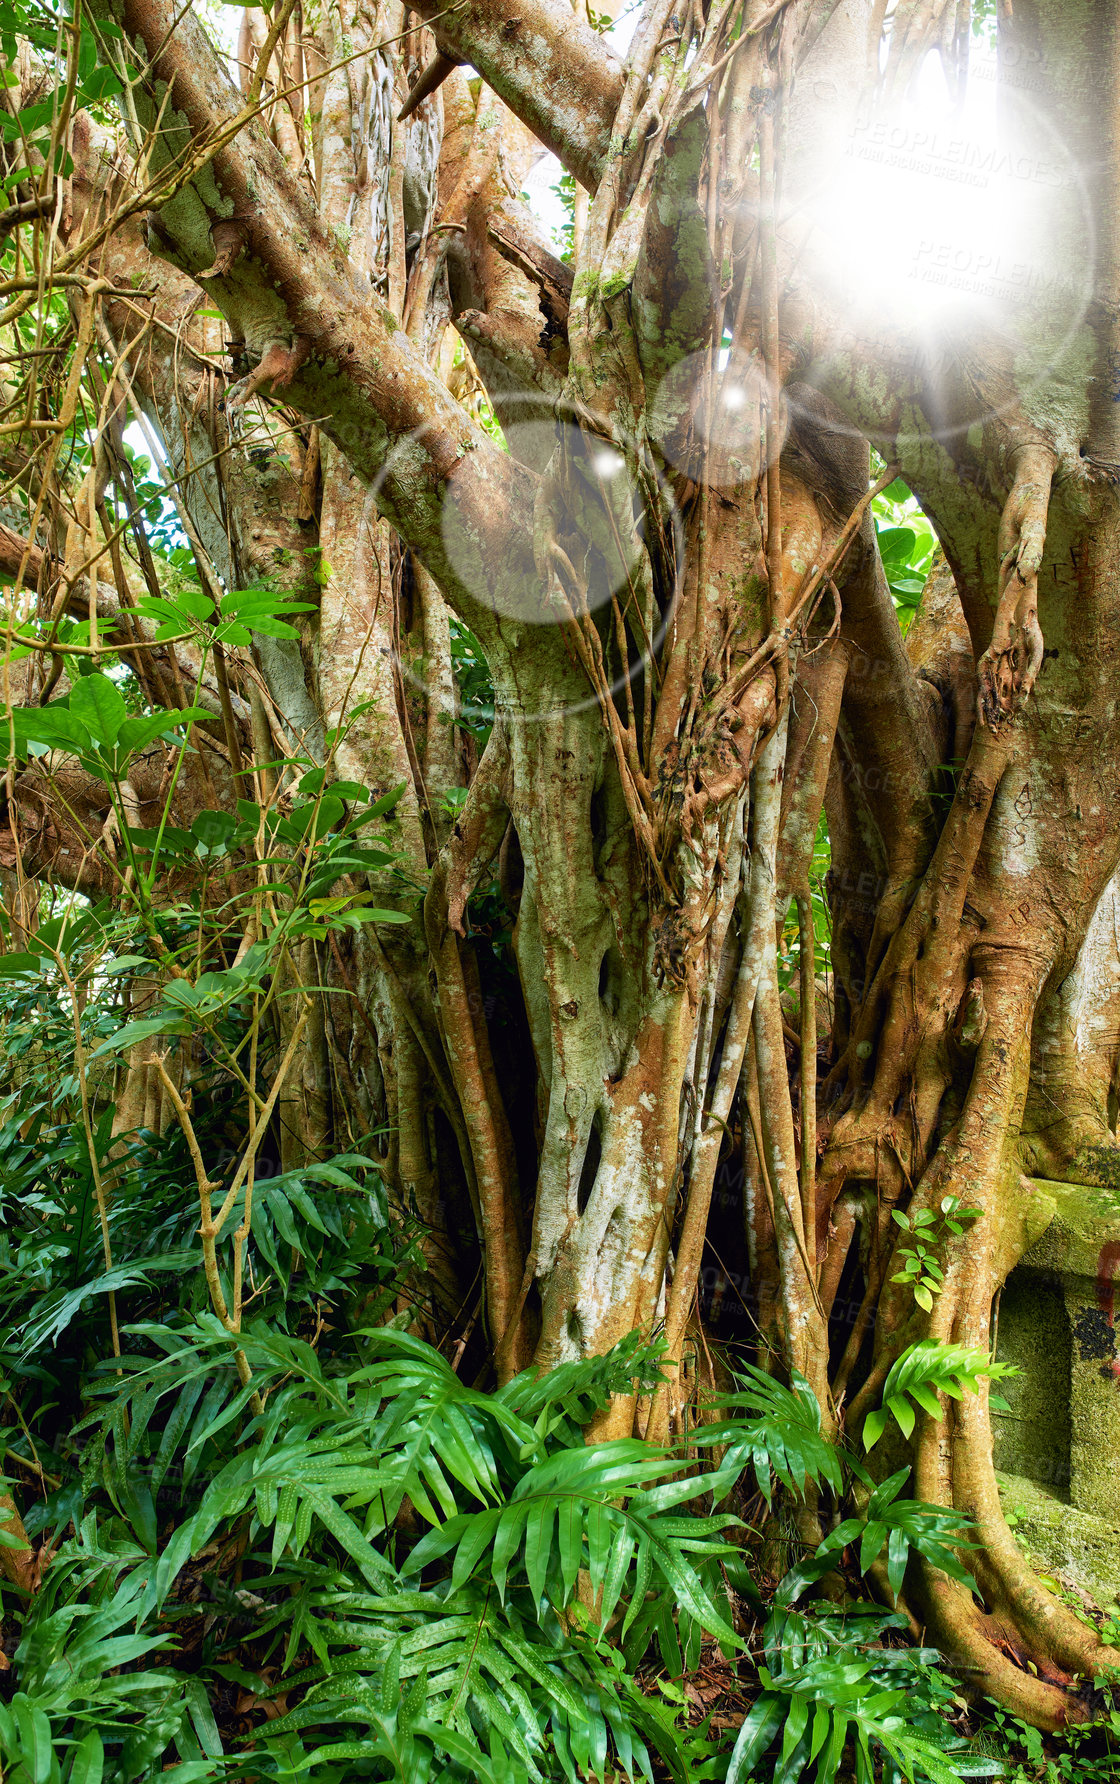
[
  {"xmin": 439, "ymin": 416, "xmax": 646, "ymax": 627},
  {"xmin": 788, "ymin": 50, "xmax": 1095, "ymax": 447},
  {"xmin": 647, "ymin": 349, "xmax": 770, "ymax": 489},
  {"xmin": 368, "ymin": 395, "xmax": 684, "ymax": 729}
]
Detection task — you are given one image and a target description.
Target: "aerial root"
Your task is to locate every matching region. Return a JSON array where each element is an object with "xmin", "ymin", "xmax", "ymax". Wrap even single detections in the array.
[
  {"xmin": 397, "ymin": 49, "xmax": 464, "ymax": 122},
  {"xmin": 899, "ymin": 1253, "xmax": 1118, "ymax": 1730},
  {"xmin": 977, "ymin": 442, "xmax": 1057, "ymax": 727},
  {"xmin": 951, "ymin": 1396, "xmax": 1116, "ymax": 1683},
  {"xmin": 917, "ymin": 1567, "xmax": 1090, "ymax": 1730}
]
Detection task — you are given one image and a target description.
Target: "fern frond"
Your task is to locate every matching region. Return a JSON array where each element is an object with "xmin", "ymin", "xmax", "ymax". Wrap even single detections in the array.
[
  {"xmin": 863, "ymin": 1342, "xmax": 1016, "ymax": 1450},
  {"xmin": 496, "ymin": 1331, "xmax": 667, "ymax": 1440},
  {"xmin": 725, "ymin": 1654, "xmax": 972, "ymax": 1784},
  {"xmin": 694, "ymin": 1365, "xmax": 843, "ymax": 1504},
  {"xmin": 402, "ymin": 1438, "xmax": 741, "ymax": 1645}
]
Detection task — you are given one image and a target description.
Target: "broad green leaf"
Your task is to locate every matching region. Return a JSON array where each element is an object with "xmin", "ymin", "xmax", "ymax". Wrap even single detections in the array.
[
  {"xmin": 0, "ymin": 951, "xmax": 42, "ymax": 977},
  {"xmin": 191, "ymin": 809, "xmax": 239, "ymax": 852},
  {"xmin": 9, "ymin": 704, "xmax": 92, "ymax": 755},
  {"xmin": 886, "ymin": 1523, "xmax": 909, "ymax": 1596},
  {"xmin": 858, "ymin": 1519, "xmax": 887, "ymax": 1574},
  {"xmin": 70, "ymin": 672, "xmax": 127, "ymax": 745},
  {"xmin": 90, "ymin": 1014, "xmax": 190, "ymax": 1058},
  {"xmin": 726, "ymin": 1692, "xmax": 787, "ymax": 1783},
  {"xmin": 557, "ymin": 1493, "xmax": 582, "ymax": 1602},
  {"xmin": 14, "ymin": 1698, "xmax": 53, "ymax": 1784},
  {"xmin": 910, "ymin": 1382, "xmax": 943, "ymax": 1417},
  {"xmin": 67, "ymin": 1730, "xmax": 104, "ymax": 1784},
  {"xmin": 117, "ymin": 709, "xmax": 206, "ymax": 756},
  {"xmin": 864, "ymin": 1416, "xmax": 889, "ymax": 1456},
  {"xmin": 184, "ymin": 1679, "xmax": 223, "ymax": 1759},
  {"xmin": 887, "ymin": 1394, "xmax": 915, "ymax": 1438}
]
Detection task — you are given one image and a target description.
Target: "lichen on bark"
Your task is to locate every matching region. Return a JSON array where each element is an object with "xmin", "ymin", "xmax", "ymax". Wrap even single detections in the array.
[{"xmin": 6, "ymin": 0, "xmax": 1120, "ymax": 1730}]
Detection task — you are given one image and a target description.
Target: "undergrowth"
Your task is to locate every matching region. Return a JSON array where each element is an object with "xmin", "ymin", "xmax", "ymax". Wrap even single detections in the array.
[{"xmin": 0, "ymin": 931, "xmax": 1113, "ymax": 1783}]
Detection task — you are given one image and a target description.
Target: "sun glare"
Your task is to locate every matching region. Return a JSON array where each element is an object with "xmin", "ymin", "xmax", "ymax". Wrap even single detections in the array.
[{"xmin": 794, "ymin": 45, "xmax": 1091, "ymax": 343}]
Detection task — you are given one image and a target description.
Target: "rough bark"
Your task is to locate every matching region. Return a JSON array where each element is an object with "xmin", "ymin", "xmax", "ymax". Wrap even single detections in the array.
[{"xmin": 4, "ymin": 0, "xmax": 1119, "ymax": 1728}]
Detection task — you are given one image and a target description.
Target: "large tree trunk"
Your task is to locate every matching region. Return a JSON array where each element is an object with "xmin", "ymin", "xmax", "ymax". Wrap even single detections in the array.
[{"xmin": 4, "ymin": 0, "xmax": 1120, "ymax": 1728}]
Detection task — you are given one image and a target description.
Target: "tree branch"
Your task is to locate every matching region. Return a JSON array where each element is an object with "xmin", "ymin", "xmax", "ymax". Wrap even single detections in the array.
[
  {"xmin": 100, "ymin": 0, "xmax": 541, "ymax": 643},
  {"xmin": 407, "ymin": 0, "xmax": 623, "ymax": 190}
]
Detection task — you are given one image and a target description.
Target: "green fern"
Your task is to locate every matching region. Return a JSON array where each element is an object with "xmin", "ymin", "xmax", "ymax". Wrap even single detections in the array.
[
  {"xmin": 726, "ymin": 1600, "xmax": 1001, "ymax": 1784},
  {"xmin": 254, "ymin": 1583, "xmax": 653, "ymax": 1782},
  {"xmin": 70, "ymin": 1322, "xmax": 732, "ymax": 1780},
  {"xmin": 694, "ymin": 1363, "xmax": 845, "ymax": 1504},
  {"xmin": 726, "ymin": 1656, "xmax": 964, "ymax": 1784},
  {"xmin": 863, "ymin": 1342, "xmax": 1016, "ymax": 1450},
  {"xmin": 0, "ymin": 1075, "xmax": 1027, "ymax": 1784},
  {"xmin": 404, "ymin": 1438, "xmax": 740, "ymax": 1636},
  {"xmin": 495, "ymin": 1328, "xmax": 666, "ymax": 1441},
  {"xmin": 802, "ymin": 1467, "xmax": 978, "ymax": 1599}
]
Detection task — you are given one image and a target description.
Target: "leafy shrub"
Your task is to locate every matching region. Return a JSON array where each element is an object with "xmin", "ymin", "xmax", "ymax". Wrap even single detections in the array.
[{"xmin": 0, "ymin": 848, "xmax": 1014, "ymax": 1783}]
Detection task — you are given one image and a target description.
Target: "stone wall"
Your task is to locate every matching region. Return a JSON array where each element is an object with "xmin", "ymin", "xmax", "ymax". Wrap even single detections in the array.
[{"xmin": 994, "ymin": 1180, "xmax": 1120, "ymax": 1607}]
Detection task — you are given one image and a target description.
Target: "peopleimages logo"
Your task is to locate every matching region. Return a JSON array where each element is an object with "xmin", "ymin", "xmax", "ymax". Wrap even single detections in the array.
[
  {"xmin": 847, "ymin": 118, "xmax": 1067, "ymax": 191},
  {"xmin": 910, "ymin": 241, "xmax": 1083, "ymax": 308},
  {"xmin": 970, "ymin": 41, "xmax": 1118, "ymax": 98}
]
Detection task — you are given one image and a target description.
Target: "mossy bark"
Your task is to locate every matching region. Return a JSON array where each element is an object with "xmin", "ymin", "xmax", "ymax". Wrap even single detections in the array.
[{"xmin": 10, "ymin": 0, "xmax": 1120, "ymax": 1726}]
